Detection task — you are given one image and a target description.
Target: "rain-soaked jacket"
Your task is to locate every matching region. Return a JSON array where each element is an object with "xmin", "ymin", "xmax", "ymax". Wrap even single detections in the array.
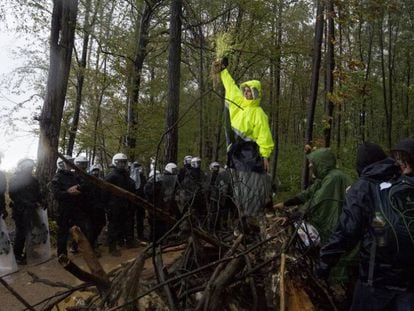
[
  {"xmin": 220, "ymin": 69, "xmax": 274, "ymax": 159},
  {"xmin": 286, "ymin": 148, "xmax": 353, "ymax": 243},
  {"xmin": 320, "ymin": 158, "xmax": 414, "ymax": 289}
]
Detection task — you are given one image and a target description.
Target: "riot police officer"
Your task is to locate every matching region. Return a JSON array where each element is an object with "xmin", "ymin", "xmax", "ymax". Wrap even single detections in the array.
[
  {"xmin": 9, "ymin": 159, "xmax": 42, "ymax": 264},
  {"xmin": 104, "ymin": 153, "xmax": 136, "ymax": 256},
  {"xmin": 50, "ymin": 155, "xmax": 93, "ymax": 257},
  {"xmin": 130, "ymin": 161, "xmax": 147, "ymax": 241}
]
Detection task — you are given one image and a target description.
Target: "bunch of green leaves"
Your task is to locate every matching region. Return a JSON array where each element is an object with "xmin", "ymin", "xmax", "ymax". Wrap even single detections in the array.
[{"xmin": 214, "ymin": 32, "xmax": 235, "ymax": 60}]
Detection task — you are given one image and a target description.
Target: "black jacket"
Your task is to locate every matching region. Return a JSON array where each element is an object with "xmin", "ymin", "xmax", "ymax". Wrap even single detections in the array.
[
  {"xmin": 104, "ymin": 168, "xmax": 135, "ymax": 209},
  {"xmin": 319, "ymin": 158, "xmax": 414, "ymax": 289},
  {"xmin": 9, "ymin": 171, "xmax": 41, "ymax": 215},
  {"xmin": 50, "ymin": 170, "xmax": 90, "ymax": 214}
]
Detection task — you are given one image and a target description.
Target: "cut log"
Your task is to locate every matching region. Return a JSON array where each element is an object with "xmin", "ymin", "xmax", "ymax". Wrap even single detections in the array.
[
  {"xmin": 58, "ymin": 255, "xmax": 110, "ymax": 293},
  {"xmin": 70, "ymin": 225, "xmax": 109, "ymax": 283}
]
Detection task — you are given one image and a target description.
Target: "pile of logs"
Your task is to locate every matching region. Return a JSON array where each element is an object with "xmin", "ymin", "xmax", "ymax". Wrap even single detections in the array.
[
  {"xmin": 36, "ymin": 211, "xmax": 338, "ymax": 311},
  {"xmin": 2, "ymin": 154, "xmax": 342, "ymax": 310}
]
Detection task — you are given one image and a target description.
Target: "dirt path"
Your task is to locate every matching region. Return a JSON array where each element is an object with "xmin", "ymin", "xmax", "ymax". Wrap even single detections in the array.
[{"xmin": 0, "ymin": 246, "xmax": 145, "ymax": 311}]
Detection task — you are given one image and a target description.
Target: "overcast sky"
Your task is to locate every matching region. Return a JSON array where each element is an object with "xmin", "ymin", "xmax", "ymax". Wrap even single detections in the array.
[{"xmin": 0, "ymin": 31, "xmax": 39, "ymax": 171}]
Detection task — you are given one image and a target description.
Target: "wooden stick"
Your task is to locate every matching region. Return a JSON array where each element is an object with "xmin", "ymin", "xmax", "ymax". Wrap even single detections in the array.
[
  {"xmin": 279, "ymin": 252, "xmax": 286, "ymax": 311},
  {"xmin": 155, "ymin": 246, "xmax": 178, "ymax": 311},
  {"xmin": 208, "ymin": 257, "xmax": 244, "ymax": 311},
  {"xmin": 27, "ymin": 270, "xmax": 73, "ymax": 289},
  {"xmin": 195, "ymin": 234, "xmax": 244, "ymax": 311},
  {"xmin": 244, "ymin": 254, "xmax": 258, "ymax": 311},
  {"xmin": 0, "ymin": 275, "xmax": 35, "ymax": 310},
  {"xmin": 58, "ymin": 255, "xmax": 109, "ymax": 293},
  {"xmin": 111, "ymin": 252, "xmax": 148, "ymax": 311},
  {"xmin": 70, "ymin": 225, "xmax": 109, "ymax": 283}
]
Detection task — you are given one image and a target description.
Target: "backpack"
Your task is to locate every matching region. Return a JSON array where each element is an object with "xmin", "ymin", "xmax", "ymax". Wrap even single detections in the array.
[
  {"xmin": 368, "ymin": 176, "xmax": 414, "ymax": 286},
  {"xmin": 368, "ymin": 176, "xmax": 414, "ymax": 281}
]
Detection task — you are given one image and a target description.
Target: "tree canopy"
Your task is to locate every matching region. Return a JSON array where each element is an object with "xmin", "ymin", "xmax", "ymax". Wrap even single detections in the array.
[{"xmin": 1, "ymin": 0, "xmax": 413, "ymax": 196}]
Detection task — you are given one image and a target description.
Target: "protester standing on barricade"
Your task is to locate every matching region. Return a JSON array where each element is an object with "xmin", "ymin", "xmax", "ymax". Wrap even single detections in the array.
[{"xmin": 212, "ymin": 57, "xmax": 274, "ymax": 234}]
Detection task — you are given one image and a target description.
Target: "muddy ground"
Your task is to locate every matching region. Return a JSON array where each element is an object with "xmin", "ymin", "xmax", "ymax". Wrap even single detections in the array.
[{"xmin": 0, "ymin": 245, "xmax": 145, "ymax": 310}]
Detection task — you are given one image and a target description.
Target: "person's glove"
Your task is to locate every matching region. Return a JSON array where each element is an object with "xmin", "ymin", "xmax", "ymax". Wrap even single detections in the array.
[{"xmin": 222, "ymin": 57, "xmax": 228, "ymax": 68}]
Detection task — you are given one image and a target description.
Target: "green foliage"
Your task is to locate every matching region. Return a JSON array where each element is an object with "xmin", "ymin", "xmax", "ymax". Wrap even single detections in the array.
[
  {"xmin": 275, "ymin": 144, "xmax": 304, "ymax": 202},
  {"xmin": 215, "ymin": 32, "xmax": 236, "ymax": 60},
  {"xmin": 2, "ymin": 0, "xmax": 414, "ymax": 185}
]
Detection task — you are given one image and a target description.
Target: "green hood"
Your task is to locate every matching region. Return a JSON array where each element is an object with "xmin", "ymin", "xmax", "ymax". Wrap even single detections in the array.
[
  {"xmin": 239, "ymin": 80, "xmax": 262, "ymax": 108},
  {"xmin": 307, "ymin": 148, "xmax": 336, "ymax": 179}
]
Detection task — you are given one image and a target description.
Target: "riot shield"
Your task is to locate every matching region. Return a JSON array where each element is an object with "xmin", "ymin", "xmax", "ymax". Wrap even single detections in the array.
[
  {"xmin": 25, "ymin": 207, "xmax": 51, "ymax": 264},
  {"xmin": 0, "ymin": 218, "xmax": 18, "ymax": 276}
]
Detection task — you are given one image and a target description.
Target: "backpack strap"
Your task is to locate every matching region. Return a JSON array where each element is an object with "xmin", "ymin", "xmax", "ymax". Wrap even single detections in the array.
[
  {"xmin": 367, "ymin": 234, "xmax": 376, "ymax": 287},
  {"xmin": 365, "ymin": 180, "xmax": 382, "ymax": 287}
]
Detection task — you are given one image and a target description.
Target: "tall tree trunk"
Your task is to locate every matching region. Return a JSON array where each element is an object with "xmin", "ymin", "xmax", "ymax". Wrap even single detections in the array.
[
  {"xmin": 379, "ymin": 19, "xmax": 390, "ymax": 147},
  {"xmin": 387, "ymin": 14, "xmax": 394, "ymax": 148},
  {"xmin": 126, "ymin": 1, "xmax": 158, "ymax": 160},
  {"xmin": 164, "ymin": 0, "xmax": 182, "ymax": 163},
  {"xmin": 359, "ymin": 21, "xmax": 373, "ymax": 143},
  {"xmin": 336, "ymin": 7, "xmax": 343, "ymax": 152},
  {"xmin": 323, "ymin": 0, "xmax": 335, "ymax": 147},
  {"xmin": 198, "ymin": 25, "xmax": 205, "ymax": 159},
  {"xmin": 404, "ymin": 52, "xmax": 411, "ymax": 137},
  {"xmin": 301, "ymin": 0, "xmax": 324, "ymax": 189},
  {"xmin": 36, "ymin": 0, "xmax": 78, "ymax": 214},
  {"xmin": 271, "ymin": 0, "xmax": 282, "ymax": 184},
  {"xmin": 67, "ymin": 0, "xmax": 92, "ymax": 156}
]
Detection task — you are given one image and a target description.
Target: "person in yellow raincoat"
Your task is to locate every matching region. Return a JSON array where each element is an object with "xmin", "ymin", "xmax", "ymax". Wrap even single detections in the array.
[{"xmin": 213, "ymin": 58, "xmax": 274, "ymax": 173}]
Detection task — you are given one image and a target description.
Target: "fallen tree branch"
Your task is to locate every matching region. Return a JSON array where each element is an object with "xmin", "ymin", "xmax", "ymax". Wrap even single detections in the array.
[
  {"xmin": 58, "ymin": 255, "xmax": 110, "ymax": 293},
  {"xmin": 27, "ymin": 270, "xmax": 73, "ymax": 289},
  {"xmin": 195, "ymin": 234, "xmax": 244, "ymax": 311},
  {"xmin": 70, "ymin": 225, "xmax": 109, "ymax": 283},
  {"xmin": 208, "ymin": 256, "xmax": 245, "ymax": 311},
  {"xmin": 155, "ymin": 246, "xmax": 178, "ymax": 311}
]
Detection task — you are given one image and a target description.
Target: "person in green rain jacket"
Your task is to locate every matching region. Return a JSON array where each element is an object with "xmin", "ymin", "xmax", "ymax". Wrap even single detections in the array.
[
  {"xmin": 275, "ymin": 148, "xmax": 353, "ymax": 242},
  {"xmin": 213, "ymin": 58, "xmax": 274, "ymax": 173},
  {"xmin": 275, "ymin": 148, "xmax": 357, "ymax": 288}
]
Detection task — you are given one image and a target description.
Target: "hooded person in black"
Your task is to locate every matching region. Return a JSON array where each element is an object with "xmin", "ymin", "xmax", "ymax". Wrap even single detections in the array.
[
  {"xmin": 319, "ymin": 142, "xmax": 414, "ymax": 310},
  {"xmin": 391, "ymin": 138, "xmax": 414, "ymax": 178}
]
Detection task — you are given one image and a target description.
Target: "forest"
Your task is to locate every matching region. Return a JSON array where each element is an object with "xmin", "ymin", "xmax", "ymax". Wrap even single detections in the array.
[
  {"xmin": 1, "ymin": 0, "xmax": 413, "ymax": 195},
  {"xmin": 0, "ymin": 1, "xmax": 414, "ymax": 310}
]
